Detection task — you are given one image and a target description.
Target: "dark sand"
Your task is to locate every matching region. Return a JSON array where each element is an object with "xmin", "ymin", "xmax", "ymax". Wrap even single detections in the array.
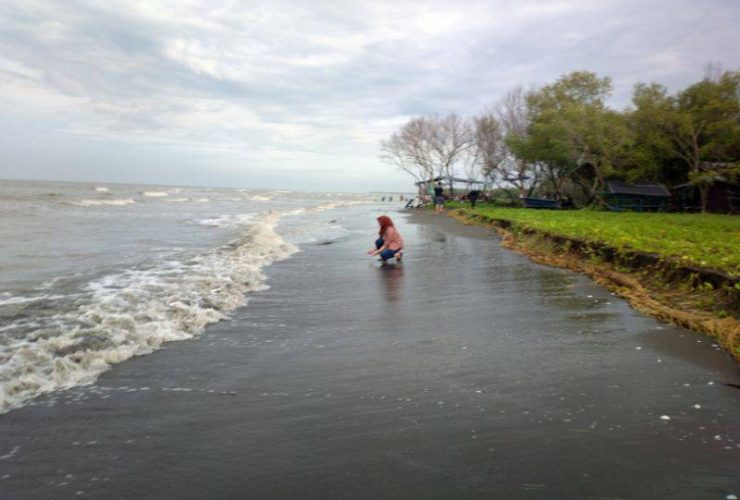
[{"xmin": 1, "ymin": 208, "xmax": 738, "ymax": 499}]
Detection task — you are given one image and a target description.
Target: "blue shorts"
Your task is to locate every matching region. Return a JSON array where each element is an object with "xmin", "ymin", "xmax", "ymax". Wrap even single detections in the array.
[{"xmin": 376, "ymin": 238, "xmax": 401, "ymax": 261}]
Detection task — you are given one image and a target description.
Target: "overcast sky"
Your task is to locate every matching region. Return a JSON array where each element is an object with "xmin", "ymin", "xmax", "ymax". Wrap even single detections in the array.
[{"xmin": 0, "ymin": 0, "xmax": 738, "ymax": 192}]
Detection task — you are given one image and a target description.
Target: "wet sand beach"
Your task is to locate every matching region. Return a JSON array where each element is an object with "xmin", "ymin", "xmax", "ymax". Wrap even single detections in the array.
[{"xmin": 1, "ymin": 208, "xmax": 738, "ymax": 499}]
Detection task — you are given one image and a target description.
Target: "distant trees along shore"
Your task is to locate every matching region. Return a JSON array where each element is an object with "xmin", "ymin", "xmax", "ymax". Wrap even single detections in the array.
[{"xmin": 380, "ymin": 68, "xmax": 740, "ymax": 212}]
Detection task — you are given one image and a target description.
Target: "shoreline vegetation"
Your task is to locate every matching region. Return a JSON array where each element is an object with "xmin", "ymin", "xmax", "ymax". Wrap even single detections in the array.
[
  {"xmin": 447, "ymin": 206, "xmax": 740, "ymax": 361},
  {"xmin": 381, "ymin": 70, "xmax": 740, "ymax": 213}
]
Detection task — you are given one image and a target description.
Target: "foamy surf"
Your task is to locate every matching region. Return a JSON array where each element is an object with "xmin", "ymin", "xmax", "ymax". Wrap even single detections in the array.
[
  {"xmin": 0, "ymin": 214, "xmax": 297, "ymax": 413},
  {"xmin": 280, "ymin": 201, "xmax": 364, "ymax": 217},
  {"xmin": 68, "ymin": 198, "xmax": 136, "ymax": 207},
  {"xmin": 142, "ymin": 191, "xmax": 169, "ymax": 197},
  {"xmin": 197, "ymin": 213, "xmax": 256, "ymax": 227}
]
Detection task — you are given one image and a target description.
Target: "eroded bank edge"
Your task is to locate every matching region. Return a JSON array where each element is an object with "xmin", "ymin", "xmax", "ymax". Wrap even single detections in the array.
[{"xmin": 448, "ymin": 208, "xmax": 740, "ymax": 362}]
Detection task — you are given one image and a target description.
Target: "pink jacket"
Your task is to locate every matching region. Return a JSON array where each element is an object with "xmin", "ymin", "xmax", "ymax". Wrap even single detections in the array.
[{"xmin": 383, "ymin": 226, "xmax": 404, "ymax": 251}]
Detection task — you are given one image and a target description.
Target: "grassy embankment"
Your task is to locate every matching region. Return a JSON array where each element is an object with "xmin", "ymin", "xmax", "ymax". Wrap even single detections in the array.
[{"xmin": 449, "ymin": 205, "xmax": 740, "ymax": 359}]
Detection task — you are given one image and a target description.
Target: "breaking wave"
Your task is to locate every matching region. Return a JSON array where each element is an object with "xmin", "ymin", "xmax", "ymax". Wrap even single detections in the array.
[
  {"xmin": 0, "ymin": 214, "xmax": 297, "ymax": 413},
  {"xmin": 197, "ymin": 213, "xmax": 256, "ymax": 228},
  {"xmin": 67, "ymin": 198, "xmax": 136, "ymax": 207},
  {"xmin": 279, "ymin": 201, "xmax": 364, "ymax": 217}
]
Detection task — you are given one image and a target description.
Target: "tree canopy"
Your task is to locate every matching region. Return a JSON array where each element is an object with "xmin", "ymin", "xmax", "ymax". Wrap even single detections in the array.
[{"xmin": 380, "ymin": 68, "xmax": 740, "ymax": 210}]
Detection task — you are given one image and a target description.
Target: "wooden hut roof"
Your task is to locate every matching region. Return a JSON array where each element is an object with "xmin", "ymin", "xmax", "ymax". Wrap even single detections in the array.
[{"xmin": 414, "ymin": 176, "xmax": 486, "ymax": 186}]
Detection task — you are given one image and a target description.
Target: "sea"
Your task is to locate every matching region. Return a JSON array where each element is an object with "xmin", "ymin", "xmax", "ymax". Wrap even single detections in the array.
[{"xmin": 0, "ymin": 179, "xmax": 375, "ymax": 413}]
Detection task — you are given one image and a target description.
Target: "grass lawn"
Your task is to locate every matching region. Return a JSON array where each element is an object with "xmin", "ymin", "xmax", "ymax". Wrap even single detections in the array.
[{"xmin": 454, "ymin": 205, "xmax": 740, "ymax": 276}]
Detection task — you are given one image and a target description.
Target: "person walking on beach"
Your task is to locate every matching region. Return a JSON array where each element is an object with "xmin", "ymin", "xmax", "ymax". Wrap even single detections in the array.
[
  {"xmin": 368, "ymin": 215, "xmax": 404, "ymax": 262},
  {"xmin": 434, "ymin": 182, "xmax": 445, "ymax": 213}
]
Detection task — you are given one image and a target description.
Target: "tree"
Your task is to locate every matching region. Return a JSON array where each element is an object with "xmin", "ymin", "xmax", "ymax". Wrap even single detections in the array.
[
  {"xmin": 379, "ymin": 116, "xmax": 436, "ymax": 183},
  {"xmin": 495, "ymin": 86, "xmax": 537, "ymax": 197},
  {"xmin": 515, "ymin": 71, "xmax": 633, "ymax": 204},
  {"xmin": 472, "ymin": 113, "xmax": 506, "ymax": 183},
  {"xmin": 624, "ymin": 83, "xmax": 678, "ymax": 183},
  {"xmin": 674, "ymin": 71, "xmax": 740, "ymax": 211},
  {"xmin": 380, "ymin": 67, "xmax": 739, "ymax": 211},
  {"xmin": 380, "ymin": 114, "xmax": 475, "ymax": 194},
  {"xmin": 628, "ymin": 71, "xmax": 740, "ymax": 211},
  {"xmin": 429, "ymin": 113, "xmax": 476, "ymax": 193}
]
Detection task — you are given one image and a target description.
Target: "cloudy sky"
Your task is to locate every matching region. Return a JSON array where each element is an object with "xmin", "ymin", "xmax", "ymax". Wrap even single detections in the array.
[{"xmin": 0, "ymin": 0, "xmax": 738, "ymax": 191}]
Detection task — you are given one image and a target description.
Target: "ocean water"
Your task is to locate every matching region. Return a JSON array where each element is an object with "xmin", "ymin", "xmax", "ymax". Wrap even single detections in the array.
[{"xmin": 0, "ymin": 179, "xmax": 372, "ymax": 413}]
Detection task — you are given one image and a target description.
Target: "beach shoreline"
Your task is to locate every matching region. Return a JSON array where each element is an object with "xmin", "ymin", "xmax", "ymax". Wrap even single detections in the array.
[
  {"xmin": 1, "ymin": 207, "xmax": 738, "ymax": 499},
  {"xmin": 448, "ymin": 207, "xmax": 740, "ymax": 361}
]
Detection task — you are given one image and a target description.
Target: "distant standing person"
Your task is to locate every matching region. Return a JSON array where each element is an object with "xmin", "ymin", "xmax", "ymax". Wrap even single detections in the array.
[
  {"xmin": 368, "ymin": 215, "xmax": 404, "ymax": 262},
  {"xmin": 434, "ymin": 182, "xmax": 445, "ymax": 214},
  {"xmin": 468, "ymin": 189, "xmax": 480, "ymax": 208}
]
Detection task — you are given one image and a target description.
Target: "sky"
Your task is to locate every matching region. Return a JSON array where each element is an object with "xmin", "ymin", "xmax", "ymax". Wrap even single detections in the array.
[{"xmin": 0, "ymin": 0, "xmax": 738, "ymax": 192}]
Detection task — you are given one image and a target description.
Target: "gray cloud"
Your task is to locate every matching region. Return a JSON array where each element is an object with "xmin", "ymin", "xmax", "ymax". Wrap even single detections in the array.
[{"xmin": 0, "ymin": 0, "xmax": 738, "ymax": 190}]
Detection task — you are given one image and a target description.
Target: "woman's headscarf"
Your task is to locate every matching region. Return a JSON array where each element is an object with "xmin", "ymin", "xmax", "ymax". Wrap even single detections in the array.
[{"xmin": 377, "ymin": 215, "xmax": 394, "ymax": 235}]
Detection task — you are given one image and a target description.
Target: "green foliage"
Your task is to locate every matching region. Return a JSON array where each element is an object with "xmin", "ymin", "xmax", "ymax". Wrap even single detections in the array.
[
  {"xmin": 466, "ymin": 207, "xmax": 740, "ymax": 276},
  {"xmin": 624, "ymin": 83, "xmax": 678, "ymax": 182},
  {"xmin": 388, "ymin": 68, "xmax": 740, "ymax": 211},
  {"xmin": 506, "ymin": 69, "xmax": 738, "ymax": 204},
  {"xmin": 677, "ymin": 71, "xmax": 740, "ymax": 164},
  {"xmin": 626, "ymin": 71, "xmax": 740, "ymax": 204},
  {"xmin": 514, "ymin": 71, "xmax": 634, "ymax": 202}
]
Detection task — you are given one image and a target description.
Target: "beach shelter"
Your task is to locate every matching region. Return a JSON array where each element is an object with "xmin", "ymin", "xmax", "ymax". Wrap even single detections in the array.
[
  {"xmin": 415, "ymin": 176, "xmax": 486, "ymax": 198},
  {"xmin": 673, "ymin": 179, "xmax": 740, "ymax": 213},
  {"xmin": 672, "ymin": 162, "xmax": 740, "ymax": 213},
  {"xmin": 603, "ymin": 180, "xmax": 671, "ymax": 211}
]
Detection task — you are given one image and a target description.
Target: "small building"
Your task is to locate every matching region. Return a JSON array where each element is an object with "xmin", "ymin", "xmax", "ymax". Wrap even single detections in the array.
[
  {"xmin": 603, "ymin": 180, "xmax": 671, "ymax": 211},
  {"xmin": 414, "ymin": 176, "xmax": 486, "ymax": 198},
  {"xmin": 673, "ymin": 179, "xmax": 740, "ymax": 213},
  {"xmin": 672, "ymin": 163, "xmax": 740, "ymax": 213}
]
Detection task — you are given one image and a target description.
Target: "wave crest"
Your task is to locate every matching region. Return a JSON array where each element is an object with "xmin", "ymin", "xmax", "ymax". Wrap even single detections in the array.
[
  {"xmin": 0, "ymin": 215, "xmax": 297, "ymax": 413},
  {"xmin": 67, "ymin": 198, "xmax": 136, "ymax": 207}
]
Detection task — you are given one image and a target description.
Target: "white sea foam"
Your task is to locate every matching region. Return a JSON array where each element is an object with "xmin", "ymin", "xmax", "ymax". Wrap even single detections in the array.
[
  {"xmin": 192, "ymin": 197, "xmax": 210, "ymax": 203},
  {"xmin": 165, "ymin": 197, "xmax": 189, "ymax": 203},
  {"xmin": 281, "ymin": 208, "xmax": 306, "ymax": 216},
  {"xmin": 197, "ymin": 213, "xmax": 255, "ymax": 227},
  {"xmin": 0, "ymin": 293, "xmax": 67, "ymax": 307},
  {"xmin": 93, "ymin": 187, "xmax": 109, "ymax": 192},
  {"xmin": 68, "ymin": 198, "xmax": 136, "ymax": 207},
  {"xmin": 0, "ymin": 214, "xmax": 298, "ymax": 413},
  {"xmin": 142, "ymin": 191, "xmax": 169, "ymax": 197},
  {"xmin": 281, "ymin": 201, "xmax": 364, "ymax": 217},
  {"xmin": 250, "ymin": 195, "xmax": 273, "ymax": 202}
]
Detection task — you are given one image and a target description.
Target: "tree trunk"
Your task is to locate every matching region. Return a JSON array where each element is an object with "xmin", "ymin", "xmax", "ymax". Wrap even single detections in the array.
[
  {"xmin": 700, "ymin": 184, "xmax": 709, "ymax": 213},
  {"xmin": 691, "ymin": 132, "xmax": 706, "ymax": 213},
  {"xmin": 589, "ymin": 167, "xmax": 607, "ymax": 207}
]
